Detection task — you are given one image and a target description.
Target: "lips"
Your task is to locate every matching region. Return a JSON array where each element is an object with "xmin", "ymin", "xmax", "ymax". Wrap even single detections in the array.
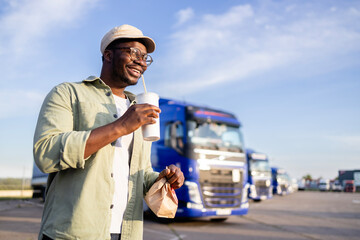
[{"xmin": 127, "ymin": 66, "xmax": 142, "ymax": 78}]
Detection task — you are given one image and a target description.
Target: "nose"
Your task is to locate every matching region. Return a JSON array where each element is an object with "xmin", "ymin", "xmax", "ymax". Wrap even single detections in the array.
[{"xmin": 134, "ymin": 58, "xmax": 148, "ymax": 68}]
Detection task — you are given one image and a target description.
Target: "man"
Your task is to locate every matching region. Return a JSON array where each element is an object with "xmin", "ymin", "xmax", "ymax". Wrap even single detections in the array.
[{"xmin": 33, "ymin": 24, "xmax": 184, "ymax": 240}]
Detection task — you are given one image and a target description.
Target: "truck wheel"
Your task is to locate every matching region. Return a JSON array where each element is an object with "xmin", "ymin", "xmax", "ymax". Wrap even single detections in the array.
[
  {"xmin": 41, "ymin": 187, "xmax": 46, "ymax": 202},
  {"xmin": 210, "ymin": 218, "xmax": 228, "ymax": 222},
  {"xmin": 32, "ymin": 188, "xmax": 40, "ymax": 198}
]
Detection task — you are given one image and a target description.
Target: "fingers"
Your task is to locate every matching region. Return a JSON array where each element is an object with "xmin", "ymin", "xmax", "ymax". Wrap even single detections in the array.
[
  {"xmin": 157, "ymin": 168, "xmax": 170, "ymax": 181},
  {"xmin": 133, "ymin": 104, "xmax": 160, "ymax": 124},
  {"xmin": 116, "ymin": 104, "xmax": 161, "ymax": 135},
  {"xmin": 139, "ymin": 103, "xmax": 161, "ymax": 114},
  {"xmin": 142, "ymin": 108, "xmax": 160, "ymax": 124},
  {"xmin": 157, "ymin": 165, "xmax": 185, "ymax": 190}
]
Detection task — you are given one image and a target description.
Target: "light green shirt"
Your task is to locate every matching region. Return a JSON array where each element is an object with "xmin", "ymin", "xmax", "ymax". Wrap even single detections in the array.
[{"xmin": 33, "ymin": 76, "xmax": 159, "ymax": 240}]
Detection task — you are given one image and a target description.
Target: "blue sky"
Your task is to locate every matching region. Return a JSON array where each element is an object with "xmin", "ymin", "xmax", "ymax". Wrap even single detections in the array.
[{"xmin": 0, "ymin": 0, "xmax": 359, "ymax": 180}]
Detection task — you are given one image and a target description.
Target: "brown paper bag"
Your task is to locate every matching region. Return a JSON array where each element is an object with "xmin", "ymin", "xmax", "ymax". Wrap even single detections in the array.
[{"xmin": 145, "ymin": 177, "xmax": 178, "ymax": 218}]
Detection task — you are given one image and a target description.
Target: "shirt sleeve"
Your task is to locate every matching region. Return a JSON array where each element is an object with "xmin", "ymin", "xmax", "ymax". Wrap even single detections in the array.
[{"xmin": 33, "ymin": 83, "xmax": 91, "ymax": 173}]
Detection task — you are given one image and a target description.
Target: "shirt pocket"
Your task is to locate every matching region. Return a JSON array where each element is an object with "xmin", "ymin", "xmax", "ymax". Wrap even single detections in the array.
[{"xmin": 75, "ymin": 102, "xmax": 113, "ymax": 130}]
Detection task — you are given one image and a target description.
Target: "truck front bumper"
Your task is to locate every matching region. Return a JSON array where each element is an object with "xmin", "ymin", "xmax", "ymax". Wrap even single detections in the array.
[{"xmin": 175, "ymin": 202, "xmax": 249, "ymax": 218}]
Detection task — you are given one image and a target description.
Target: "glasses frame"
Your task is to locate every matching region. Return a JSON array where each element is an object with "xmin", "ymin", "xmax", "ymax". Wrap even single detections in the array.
[{"xmin": 111, "ymin": 47, "xmax": 153, "ymax": 66}]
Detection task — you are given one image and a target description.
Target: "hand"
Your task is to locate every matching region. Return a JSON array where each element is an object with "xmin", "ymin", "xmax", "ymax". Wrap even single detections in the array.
[
  {"xmin": 115, "ymin": 104, "xmax": 160, "ymax": 136},
  {"xmin": 156, "ymin": 164, "xmax": 184, "ymax": 190},
  {"xmin": 84, "ymin": 103, "xmax": 160, "ymax": 159}
]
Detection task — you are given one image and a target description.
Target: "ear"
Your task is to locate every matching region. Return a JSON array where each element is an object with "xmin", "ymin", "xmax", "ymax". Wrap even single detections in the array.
[{"xmin": 103, "ymin": 49, "xmax": 113, "ymax": 62}]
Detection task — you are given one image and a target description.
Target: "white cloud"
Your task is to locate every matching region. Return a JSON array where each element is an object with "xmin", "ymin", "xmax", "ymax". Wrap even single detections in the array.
[
  {"xmin": 170, "ymin": 5, "xmax": 254, "ymax": 63},
  {"xmin": 175, "ymin": 7, "xmax": 194, "ymax": 26},
  {"xmin": 0, "ymin": 0, "xmax": 99, "ymax": 57},
  {"xmin": 202, "ymin": 5, "xmax": 253, "ymax": 27},
  {"xmin": 158, "ymin": 1, "xmax": 360, "ymax": 96}
]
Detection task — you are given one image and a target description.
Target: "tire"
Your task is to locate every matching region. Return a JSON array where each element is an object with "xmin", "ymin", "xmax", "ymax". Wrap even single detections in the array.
[{"xmin": 210, "ymin": 218, "xmax": 228, "ymax": 222}]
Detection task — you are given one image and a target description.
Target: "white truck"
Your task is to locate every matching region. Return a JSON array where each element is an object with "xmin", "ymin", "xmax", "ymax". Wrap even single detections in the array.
[{"xmin": 318, "ymin": 179, "xmax": 330, "ymax": 191}]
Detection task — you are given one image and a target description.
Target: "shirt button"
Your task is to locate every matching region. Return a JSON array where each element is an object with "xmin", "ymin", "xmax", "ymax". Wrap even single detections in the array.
[
  {"xmin": 110, "ymin": 204, "xmax": 114, "ymax": 209},
  {"xmin": 106, "ymin": 92, "xmax": 111, "ymax": 96},
  {"xmin": 113, "ymin": 114, "xmax": 118, "ymax": 118},
  {"xmin": 111, "ymin": 173, "xmax": 113, "ymax": 178}
]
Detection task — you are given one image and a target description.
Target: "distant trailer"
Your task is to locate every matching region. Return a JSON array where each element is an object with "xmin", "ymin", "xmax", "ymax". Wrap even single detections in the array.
[{"xmin": 31, "ymin": 164, "xmax": 47, "ymax": 200}]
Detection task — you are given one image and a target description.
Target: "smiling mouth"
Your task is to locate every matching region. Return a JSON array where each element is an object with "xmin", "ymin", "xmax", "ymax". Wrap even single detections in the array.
[{"xmin": 128, "ymin": 67, "xmax": 142, "ymax": 77}]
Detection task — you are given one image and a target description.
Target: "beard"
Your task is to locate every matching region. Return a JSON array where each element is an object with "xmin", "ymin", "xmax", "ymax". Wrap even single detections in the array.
[{"xmin": 111, "ymin": 60, "xmax": 138, "ymax": 87}]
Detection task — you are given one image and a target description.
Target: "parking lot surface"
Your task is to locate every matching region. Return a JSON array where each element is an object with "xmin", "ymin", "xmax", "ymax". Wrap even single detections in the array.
[{"xmin": 1, "ymin": 191, "xmax": 359, "ymax": 240}]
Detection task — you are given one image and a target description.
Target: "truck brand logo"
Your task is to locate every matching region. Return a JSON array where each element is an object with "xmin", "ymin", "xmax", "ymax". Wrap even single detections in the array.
[{"xmin": 194, "ymin": 148, "xmax": 245, "ymax": 158}]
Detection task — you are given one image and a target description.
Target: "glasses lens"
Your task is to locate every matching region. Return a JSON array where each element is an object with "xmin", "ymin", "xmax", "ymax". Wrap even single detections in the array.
[
  {"xmin": 130, "ymin": 48, "xmax": 141, "ymax": 61},
  {"xmin": 145, "ymin": 55, "xmax": 153, "ymax": 66},
  {"xmin": 129, "ymin": 47, "xmax": 152, "ymax": 66}
]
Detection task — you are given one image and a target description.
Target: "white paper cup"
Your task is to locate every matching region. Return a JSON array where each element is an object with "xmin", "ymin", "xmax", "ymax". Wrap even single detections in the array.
[{"xmin": 136, "ymin": 92, "xmax": 160, "ymax": 141}]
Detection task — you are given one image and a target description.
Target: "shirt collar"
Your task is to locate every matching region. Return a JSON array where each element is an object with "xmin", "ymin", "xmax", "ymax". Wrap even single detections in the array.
[
  {"xmin": 83, "ymin": 76, "xmax": 103, "ymax": 84},
  {"xmin": 82, "ymin": 76, "xmax": 136, "ymax": 103}
]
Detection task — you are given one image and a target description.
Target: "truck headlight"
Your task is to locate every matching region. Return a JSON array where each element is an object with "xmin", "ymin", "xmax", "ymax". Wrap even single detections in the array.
[
  {"xmin": 265, "ymin": 180, "xmax": 271, "ymax": 187},
  {"xmin": 242, "ymin": 183, "xmax": 249, "ymax": 203},
  {"xmin": 185, "ymin": 181, "xmax": 202, "ymax": 204},
  {"xmin": 250, "ymin": 184, "xmax": 257, "ymax": 197}
]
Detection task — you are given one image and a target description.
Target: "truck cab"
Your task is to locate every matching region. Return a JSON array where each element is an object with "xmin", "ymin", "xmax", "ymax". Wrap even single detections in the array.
[
  {"xmin": 151, "ymin": 98, "xmax": 249, "ymax": 220},
  {"xmin": 246, "ymin": 149, "xmax": 272, "ymax": 201},
  {"xmin": 344, "ymin": 180, "xmax": 355, "ymax": 192},
  {"xmin": 330, "ymin": 180, "xmax": 343, "ymax": 192},
  {"xmin": 318, "ymin": 179, "xmax": 330, "ymax": 191},
  {"xmin": 271, "ymin": 167, "xmax": 290, "ymax": 195}
]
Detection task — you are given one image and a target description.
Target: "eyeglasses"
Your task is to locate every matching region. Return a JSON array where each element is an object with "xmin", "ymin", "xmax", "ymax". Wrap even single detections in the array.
[{"xmin": 111, "ymin": 47, "xmax": 153, "ymax": 66}]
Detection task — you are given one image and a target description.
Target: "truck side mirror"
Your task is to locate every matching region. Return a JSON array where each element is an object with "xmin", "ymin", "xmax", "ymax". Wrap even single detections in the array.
[{"xmin": 170, "ymin": 121, "xmax": 184, "ymax": 154}]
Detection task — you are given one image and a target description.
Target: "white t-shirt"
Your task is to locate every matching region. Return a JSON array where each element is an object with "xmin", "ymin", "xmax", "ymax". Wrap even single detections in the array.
[{"xmin": 109, "ymin": 95, "xmax": 133, "ymax": 234}]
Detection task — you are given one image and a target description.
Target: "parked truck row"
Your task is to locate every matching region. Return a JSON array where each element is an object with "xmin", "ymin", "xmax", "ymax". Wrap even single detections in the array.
[{"xmin": 298, "ymin": 178, "xmax": 357, "ymax": 192}]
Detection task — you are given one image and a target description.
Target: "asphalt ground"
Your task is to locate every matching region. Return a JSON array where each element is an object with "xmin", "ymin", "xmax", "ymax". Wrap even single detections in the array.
[{"xmin": 0, "ymin": 191, "xmax": 359, "ymax": 240}]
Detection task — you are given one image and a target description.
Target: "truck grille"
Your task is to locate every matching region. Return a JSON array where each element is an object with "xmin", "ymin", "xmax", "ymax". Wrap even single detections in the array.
[
  {"xmin": 199, "ymin": 169, "xmax": 243, "ymax": 209},
  {"xmin": 255, "ymin": 180, "xmax": 270, "ymax": 196},
  {"xmin": 256, "ymin": 186, "xmax": 269, "ymax": 196},
  {"xmin": 280, "ymin": 185, "xmax": 288, "ymax": 194},
  {"xmin": 255, "ymin": 179, "xmax": 268, "ymax": 187}
]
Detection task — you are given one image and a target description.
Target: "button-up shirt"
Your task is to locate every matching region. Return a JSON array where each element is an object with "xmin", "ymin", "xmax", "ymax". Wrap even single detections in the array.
[{"xmin": 33, "ymin": 76, "xmax": 159, "ymax": 240}]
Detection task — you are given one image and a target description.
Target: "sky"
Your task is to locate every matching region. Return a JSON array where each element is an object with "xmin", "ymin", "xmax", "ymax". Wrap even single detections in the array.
[{"xmin": 0, "ymin": 0, "xmax": 359, "ymax": 180}]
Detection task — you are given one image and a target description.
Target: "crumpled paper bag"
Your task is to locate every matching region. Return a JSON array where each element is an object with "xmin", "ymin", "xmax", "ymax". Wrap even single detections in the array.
[{"xmin": 145, "ymin": 177, "xmax": 178, "ymax": 218}]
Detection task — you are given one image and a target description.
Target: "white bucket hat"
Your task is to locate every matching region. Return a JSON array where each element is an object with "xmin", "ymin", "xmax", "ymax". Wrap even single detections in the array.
[{"xmin": 100, "ymin": 24, "xmax": 156, "ymax": 54}]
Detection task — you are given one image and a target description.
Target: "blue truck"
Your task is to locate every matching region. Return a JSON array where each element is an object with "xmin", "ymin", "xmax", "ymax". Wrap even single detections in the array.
[
  {"xmin": 246, "ymin": 149, "xmax": 272, "ymax": 201},
  {"xmin": 271, "ymin": 167, "xmax": 290, "ymax": 195},
  {"xmin": 150, "ymin": 98, "xmax": 249, "ymax": 220}
]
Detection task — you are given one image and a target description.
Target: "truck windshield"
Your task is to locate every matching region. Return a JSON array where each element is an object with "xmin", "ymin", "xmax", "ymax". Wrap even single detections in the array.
[
  {"xmin": 277, "ymin": 173, "xmax": 288, "ymax": 183},
  {"xmin": 250, "ymin": 160, "xmax": 271, "ymax": 172},
  {"xmin": 187, "ymin": 120, "xmax": 244, "ymax": 152}
]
